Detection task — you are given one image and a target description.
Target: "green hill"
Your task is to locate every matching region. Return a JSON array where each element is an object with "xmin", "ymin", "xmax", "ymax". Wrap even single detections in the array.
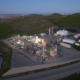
[
  {"xmin": 48, "ymin": 13, "xmax": 80, "ymax": 28},
  {"xmin": 49, "ymin": 13, "xmax": 62, "ymax": 17},
  {"xmin": 0, "ymin": 41, "xmax": 12, "ymax": 76},
  {"xmin": 10, "ymin": 15, "xmax": 54, "ymax": 35},
  {"xmin": 0, "ymin": 13, "xmax": 80, "ymax": 39},
  {"xmin": 0, "ymin": 23, "xmax": 16, "ymax": 39}
]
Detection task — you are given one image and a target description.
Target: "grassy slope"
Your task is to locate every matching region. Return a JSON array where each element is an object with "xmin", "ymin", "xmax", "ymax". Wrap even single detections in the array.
[
  {"xmin": 47, "ymin": 13, "xmax": 64, "ymax": 22},
  {"xmin": 10, "ymin": 15, "xmax": 54, "ymax": 35},
  {"xmin": 0, "ymin": 41, "xmax": 12, "ymax": 76},
  {"xmin": 0, "ymin": 23, "xmax": 16, "ymax": 39},
  {"xmin": 48, "ymin": 13, "xmax": 80, "ymax": 28},
  {"xmin": 0, "ymin": 13, "xmax": 80, "ymax": 38},
  {"xmin": 48, "ymin": 13, "xmax": 62, "ymax": 17}
]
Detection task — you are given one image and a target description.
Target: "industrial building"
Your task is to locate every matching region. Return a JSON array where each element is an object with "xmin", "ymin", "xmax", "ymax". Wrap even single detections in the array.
[
  {"xmin": 60, "ymin": 42, "xmax": 71, "ymax": 48},
  {"xmin": 56, "ymin": 30, "xmax": 68, "ymax": 36},
  {"xmin": 7, "ymin": 34, "xmax": 58, "ymax": 61},
  {"xmin": 62, "ymin": 38, "xmax": 75, "ymax": 44},
  {"xmin": 6, "ymin": 27, "xmax": 80, "ymax": 63}
]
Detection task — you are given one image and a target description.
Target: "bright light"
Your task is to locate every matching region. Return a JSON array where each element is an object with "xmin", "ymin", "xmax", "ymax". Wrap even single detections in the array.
[{"xmin": 17, "ymin": 41, "xmax": 20, "ymax": 44}]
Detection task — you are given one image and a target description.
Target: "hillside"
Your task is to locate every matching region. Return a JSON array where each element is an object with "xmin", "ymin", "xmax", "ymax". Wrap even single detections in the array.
[
  {"xmin": 0, "ymin": 23, "xmax": 16, "ymax": 39},
  {"xmin": 10, "ymin": 15, "xmax": 54, "ymax": 35},
  {"xmin": 0, "ymin": 41, "xmax": 12, "ymax": 76},
  {"xmin": 0, "ymin": 13, "xmax": 80, "ymax": 39},
  {"xmin": 10, "ymin": 13, "xmax": 80, "ymax": 36},
  {"xmin": 48, "ymin": 13, "xmax": 63, "ymax": 17},
  {"xmin": 48, "ymin": 13, "xmax": 80, "ymax": 28}
]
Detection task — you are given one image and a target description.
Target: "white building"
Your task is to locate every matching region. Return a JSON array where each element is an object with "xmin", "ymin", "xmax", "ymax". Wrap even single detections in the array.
[
  {"xmin": 56, "ymin": 30, "xmax": 68, "ymax": 36},
  {"xmin": 62, "ymin": 38, "xmax": 75, "ymax": 44},
  {"xmin": 40, "ymin": 33, "xmax": 46, "ymax": 36},
  {"xmin": 60, "ymin": 42, "xmax": 71, "ymax": 48}
]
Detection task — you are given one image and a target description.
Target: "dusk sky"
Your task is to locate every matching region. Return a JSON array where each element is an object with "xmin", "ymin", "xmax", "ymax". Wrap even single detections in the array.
[{"xmin": 0, "ymin": 0, "xmax": 80, "ymax": 14}]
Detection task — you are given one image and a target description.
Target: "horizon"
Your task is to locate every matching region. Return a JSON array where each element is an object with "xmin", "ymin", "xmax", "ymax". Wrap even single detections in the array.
[
  {"xmin": 0, "ymin": 12, "xmax": 80, "ymax": 15},
  {"xmin": 0, "ymin": 12, "xmax": 80, "ymax": 17},
  {"xmin": 0, "ymin": 0, "xmax": 80, "ymax": 14}
]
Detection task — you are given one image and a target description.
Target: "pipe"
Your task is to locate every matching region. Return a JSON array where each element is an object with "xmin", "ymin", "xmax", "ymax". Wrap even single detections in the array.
[
  {"xmin": 36, "ymin": 36, "xmax": 38, "ymax": 43},
  {"xmin": 49, "ymin": 28, "xmax": 51, "ymax": 35},
  {"xmin": 42, "ymin": 46, "xmax": 45, "ymax": 59}
]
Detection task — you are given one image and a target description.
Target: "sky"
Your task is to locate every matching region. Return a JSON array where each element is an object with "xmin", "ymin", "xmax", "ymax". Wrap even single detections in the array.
[{"xmin": 0, "ymin": 0, "xmax": 80, "ymax": 14}]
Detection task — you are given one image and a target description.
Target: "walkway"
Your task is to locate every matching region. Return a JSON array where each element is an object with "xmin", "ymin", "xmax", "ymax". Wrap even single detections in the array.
[{"xmin": 3, "ymin": 61, "xmax": 80, "ymax": 80}]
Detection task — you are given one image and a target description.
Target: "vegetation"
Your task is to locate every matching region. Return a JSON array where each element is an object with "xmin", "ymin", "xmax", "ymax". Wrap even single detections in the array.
[
  {"xmin": 9, "ymin": 13, "xmax": 80, "ymax": 36},
  {"xmin": 0, "ymin": 13, "xmax": 80, "ymax": 38},
  {"xmin": 72, "ymin": 44, "xmax": 80, "ymax": 51},
  {"xmin": 61, "ymin": 73, "xmax": 80, "ymax": 80},
  {"xmin": 9, "ymin": 15, "xmax": 54, "ymax": 35},
  {"xmin": 0, "ymin": 41, "xmax": 12, "ymax": 76},
  {"xmin": 0, "ymin": 23, "xmax": 16, "ymax": 39},
  {"xmin": 48, "ymin": 13, "xmax": 63, "ymax": 18},
  {"xmin": 48, "ymin": 13, "xmax": 80, "ymax": 28}
]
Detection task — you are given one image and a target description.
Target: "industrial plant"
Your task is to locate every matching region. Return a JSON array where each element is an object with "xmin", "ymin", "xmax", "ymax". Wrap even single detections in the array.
[{"xmin": 2, "ymin": 27, "xmax": 80, "ymax": 64}]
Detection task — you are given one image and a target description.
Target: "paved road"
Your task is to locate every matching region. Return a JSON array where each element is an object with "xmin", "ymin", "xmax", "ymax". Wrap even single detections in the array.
[{"xmin": 3, "ymin": 62, "xmax": 80, "ymax": 80}]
